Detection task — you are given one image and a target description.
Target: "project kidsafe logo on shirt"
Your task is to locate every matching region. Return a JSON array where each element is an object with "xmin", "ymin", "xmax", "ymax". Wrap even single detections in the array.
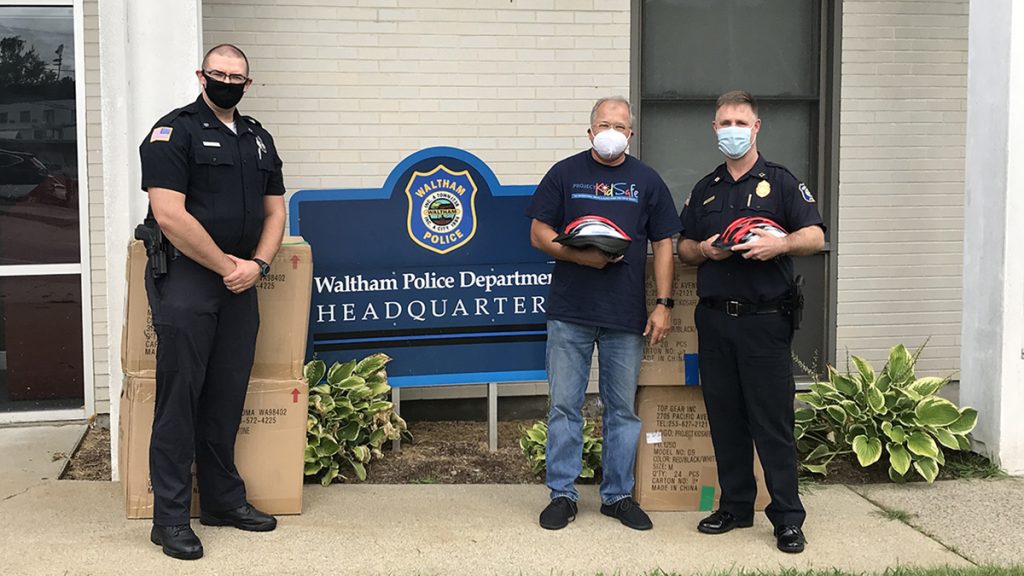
[
  {"xmin": 405, "ymin": 164, "xmax": 478, "ymax": 254},
  {"xmin": 570, "ymin": 181, "xmax": 640, "ymax": 203}
]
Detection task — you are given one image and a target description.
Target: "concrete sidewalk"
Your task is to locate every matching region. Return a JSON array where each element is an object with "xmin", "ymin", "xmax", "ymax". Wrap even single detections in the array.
[{"xmin": 0, "ymin": 424, "xmax": 1020, "ymax": 575}]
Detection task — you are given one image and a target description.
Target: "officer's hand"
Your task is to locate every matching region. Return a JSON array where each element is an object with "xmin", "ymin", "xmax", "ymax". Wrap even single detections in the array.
[
  {"xmin": 731, "ymin": 228, "xmax": 788, "ymax": 261},
  {"xmin": 644, "ymin": 304, "xmax": 672, "ymax": 345},
  {"xmin": 574, "ymin": 247, "xmax": 623, "ymax": 269},
  {"xmin": 223, "ymin": 255, "xmax": 261, "ymax": 293},
  {"xmin": 700, "ymin": 234, "xmax": 732, "ymax": 261}
]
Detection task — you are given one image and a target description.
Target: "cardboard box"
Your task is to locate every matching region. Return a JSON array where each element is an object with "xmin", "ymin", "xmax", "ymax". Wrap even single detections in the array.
[
  {"xmin": 634, "ymin": 386, "xmax": 769, "ymax": 512},
  {"xmin": 121, "ymin": 238, "xmax": 312, "ymax": 379},
  {"xmin": 119, "ymin": 376, "xmax": 309, "ymax": 519},
  {"xmin": 640, "ymin": 261, "xmax": 700, "ymax": 386}
]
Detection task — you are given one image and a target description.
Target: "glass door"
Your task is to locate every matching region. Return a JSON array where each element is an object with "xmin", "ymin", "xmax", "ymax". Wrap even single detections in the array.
[{"xmin": 0, "ymin": 3, "xmax": 91, "ymax": 418}]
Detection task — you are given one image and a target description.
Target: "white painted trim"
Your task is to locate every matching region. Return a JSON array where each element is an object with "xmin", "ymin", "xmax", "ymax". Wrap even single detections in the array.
[
  {"xmin": 73, "ymin": 0, "xmax": 95, "ymax": 419},
  {"xmin": 0, "ymin": 264, "xmax": 82, "ymax": 277},
  {"xmin": 0, "ymin": 408, "xmax": 85, "ymax": 425},
  {"xmin": 99, "ymin": 0, "xmax": 130, "ymax": 484}
]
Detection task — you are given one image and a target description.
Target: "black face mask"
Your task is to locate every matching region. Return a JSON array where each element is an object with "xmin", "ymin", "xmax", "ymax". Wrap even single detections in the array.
[{"xmin": 203, "ymin": 73, "xmax": 246, "ymax": 109}]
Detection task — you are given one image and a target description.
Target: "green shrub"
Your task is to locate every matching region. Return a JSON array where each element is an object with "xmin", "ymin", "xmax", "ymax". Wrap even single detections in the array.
[
  {"xmin": 520, "ymin": 418, "xmax": 602, "ymax": 479},
  {"xmin": 303, "ymin": 354, "xmax": 409, "ymax": 486},
  {"xmin": 795, "ymin": 344, "xmax": 977, "ymax": 483}
]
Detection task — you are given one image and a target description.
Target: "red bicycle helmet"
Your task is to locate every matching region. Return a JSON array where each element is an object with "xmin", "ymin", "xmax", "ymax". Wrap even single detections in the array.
[
  {"xmin": 554, "ymin": 215, "xmax": 633, "ymax": 257},
  {"xmin": 712, "ymin": 216, "xmax": 788, "ymax": 249}
]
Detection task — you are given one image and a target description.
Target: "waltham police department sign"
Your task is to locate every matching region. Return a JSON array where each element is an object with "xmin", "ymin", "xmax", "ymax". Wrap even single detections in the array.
[{"xmin": 289, "ymin": 147, "xmax": 551, "ymax": 387}]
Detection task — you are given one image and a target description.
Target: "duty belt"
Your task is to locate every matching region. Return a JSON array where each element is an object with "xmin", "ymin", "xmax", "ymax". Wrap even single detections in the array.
[{"xmin": 699, "ymin": 297, "xmax": 785, "ymax": 317}]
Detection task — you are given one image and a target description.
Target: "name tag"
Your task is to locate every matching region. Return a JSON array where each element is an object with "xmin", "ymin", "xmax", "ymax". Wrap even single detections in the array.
[{"xmin": 202, "ymin": 141, "xmax": 221, "ymax": 148}]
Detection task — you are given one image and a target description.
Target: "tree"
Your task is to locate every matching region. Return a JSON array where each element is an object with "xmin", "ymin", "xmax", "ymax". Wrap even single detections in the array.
[{"xmin": 0, "ymin": 36, "xmax": 57, "ymax": 87}]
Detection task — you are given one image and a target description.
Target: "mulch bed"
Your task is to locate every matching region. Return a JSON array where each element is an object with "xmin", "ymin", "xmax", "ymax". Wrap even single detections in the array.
[
  {"xmin": 62, "ymin": 418, "xmax": 998, "ymax": 486},
  {"xmin": 61, "ymin": 424, "xmax": 112, "ymax": 480}
]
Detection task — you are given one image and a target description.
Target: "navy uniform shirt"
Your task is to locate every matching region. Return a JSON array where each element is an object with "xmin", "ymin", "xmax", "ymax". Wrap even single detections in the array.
[
  {"xmin": 680, "ymin": 153, "xmax": 824, "ymax": 303},
  {"xmin": 139, "ymin": 95, "xmax": 286, "ymax": 258},
  {"xmin": 527, "ymin": 150, "xmax": 682, "ymax": 334}
]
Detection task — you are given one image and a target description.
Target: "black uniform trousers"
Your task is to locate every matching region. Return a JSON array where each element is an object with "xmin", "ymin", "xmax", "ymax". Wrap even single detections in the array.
[
  {"xmin": 145, "ymin": 254, "xmax": 259, "ymax": 527},
  {"xmin": 694, "ymin": 302, "xmax": 805, "ymax": 528}
]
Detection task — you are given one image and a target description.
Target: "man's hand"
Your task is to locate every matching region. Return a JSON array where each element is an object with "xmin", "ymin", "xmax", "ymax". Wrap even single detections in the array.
[
  {"xmin": 575, "ymin": 247, "xmax": 624, "ymax": 269},
  {"xmin": 700, "ymin": 234, "xmax": 733, "ymax": 261},
  {"xmin": 223, "ymin": 255, "xmax": 259, "ymax": 293},
  {"xmin": 731, "ymin": 228, "xmax": 788, "ymax": 261},
  {"xmin": 644, "ymin": 304, "xmax": 671, "ymax": 344}
]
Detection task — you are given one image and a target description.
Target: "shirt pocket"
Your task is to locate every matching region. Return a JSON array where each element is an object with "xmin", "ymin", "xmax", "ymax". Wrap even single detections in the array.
[
  {"xmin": 256, "ymin": 153, "xmax": 275, "ymax": 194},
  {"xmin": 193, "ymin": 146, "xmax": 235, "ymax": 193},
  {"xmin": 697, "ymin": 192, "xmax": 726, "ymax": 239},
  {"xmin": 742, "ymin": 181, "xmax": 782, "ymax": 219}
]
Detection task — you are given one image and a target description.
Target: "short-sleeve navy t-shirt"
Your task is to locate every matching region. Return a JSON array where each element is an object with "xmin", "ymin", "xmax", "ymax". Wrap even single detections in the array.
[
  {"xmin": 679, "ymin": 154, "xmax": 825, "ymax": 302},
  {"xmin": 526, "ymin": 150, "xmax": 682, "ymax": 334}
]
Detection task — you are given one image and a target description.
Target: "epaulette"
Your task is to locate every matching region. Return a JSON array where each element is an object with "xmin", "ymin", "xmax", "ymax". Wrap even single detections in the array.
[
  {"xmin": 154, "ymin": 106, "xmax": 190, "ymax": 126},
  {"xmin": 242, "ymin": 115, "xmax": 262, "ymax": 127},
  {"xmin": 764, "ymin": 160, "xmax": 799, "ymax": 181}
]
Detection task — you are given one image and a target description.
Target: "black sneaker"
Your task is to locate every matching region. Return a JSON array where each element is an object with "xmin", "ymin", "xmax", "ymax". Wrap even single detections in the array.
[
  {"xmin": 600, "ymin": 497, "xmax": 653, "ymax": 530},
  {"xmin": 539, "ymin": 497, "xmax": 577, "ymax": 530}
]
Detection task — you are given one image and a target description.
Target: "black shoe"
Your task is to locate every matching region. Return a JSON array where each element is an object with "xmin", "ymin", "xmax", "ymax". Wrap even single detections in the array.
[
  {"xmin": 200, "ymin": 502, "xmax": 277, "ymax": 532},
  {"xmin": 150, "ymin": 524, "xmax": 203, "ymax": 560},
  {"xmin": 539, "ymin": 497, "xmax": 577, "ymax": 530},
  {"xmin": 697, "ymin": 510, "xmax": 754, "ymax": 535},
  {"xmin": 775, "ymin": 525, "xmax": 806, "ymax": 553},
  {"xmin": 600, "ymin": 497, "xmax": 653, "ymax": 531}
]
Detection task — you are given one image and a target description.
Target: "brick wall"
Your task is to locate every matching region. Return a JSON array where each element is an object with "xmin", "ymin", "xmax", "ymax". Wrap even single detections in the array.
[{"xmin": 837, "ymin": 0, "xmax": 968, "ymax": 375}]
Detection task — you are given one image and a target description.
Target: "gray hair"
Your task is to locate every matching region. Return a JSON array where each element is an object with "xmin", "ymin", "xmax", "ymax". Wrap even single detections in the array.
[{"xmin": 590, "ymin": 96, "xmax": 635, "ymax": 128}]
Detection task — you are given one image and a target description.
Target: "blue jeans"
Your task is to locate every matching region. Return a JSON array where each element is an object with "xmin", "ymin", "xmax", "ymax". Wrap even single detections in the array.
[{"xmin": 545, "ymin": 319, "xmax": 644, "ymax": 505}]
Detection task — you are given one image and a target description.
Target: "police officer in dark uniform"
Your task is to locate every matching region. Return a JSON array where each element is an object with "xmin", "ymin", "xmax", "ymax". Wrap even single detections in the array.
[
  {"xmin": 677, "ymin": 91, "xmax": 824, "ymax": 554},
  {"xmin": 138, "ymin": 44, "xmax": 286, "ymax": 561}
]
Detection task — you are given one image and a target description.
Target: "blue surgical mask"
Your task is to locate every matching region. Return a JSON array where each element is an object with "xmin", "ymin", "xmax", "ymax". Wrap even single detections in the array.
[{"xmin": 717, "ymin": 126, "xmax": 752, "ymax": 160}]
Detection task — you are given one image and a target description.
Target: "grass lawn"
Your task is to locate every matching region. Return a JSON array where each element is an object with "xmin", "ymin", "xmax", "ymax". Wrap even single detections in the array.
[{"xmin": 622, "ymin": 568, "xmax": 1023, "ymax": 576}]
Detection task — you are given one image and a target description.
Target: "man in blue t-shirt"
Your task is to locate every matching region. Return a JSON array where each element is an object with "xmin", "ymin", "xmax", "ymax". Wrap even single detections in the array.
[{"xmin": 526, "ymin": 96, "xmax": 681, "ymax": 531}]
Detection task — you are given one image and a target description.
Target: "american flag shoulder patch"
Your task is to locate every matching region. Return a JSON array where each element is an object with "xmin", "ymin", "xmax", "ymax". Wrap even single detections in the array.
[{"xmin": 150, "ymin": 126, "xmax": 173, "ymax": 143}]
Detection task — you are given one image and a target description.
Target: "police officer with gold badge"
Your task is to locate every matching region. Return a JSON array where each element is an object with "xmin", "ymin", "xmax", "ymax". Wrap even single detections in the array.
[
  {"xmin": 138, "ymin": 44, "xmax": 285, "ymax": 561},
  {"xmin": 677, "ymin": 91, "xmax": 824, "ymax": 553}
]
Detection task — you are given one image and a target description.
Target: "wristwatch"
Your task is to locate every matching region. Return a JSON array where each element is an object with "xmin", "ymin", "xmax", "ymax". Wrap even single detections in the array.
[
  {"xmin": 253, "ymin": 258, "xmax": 270, "ymax": 278},
  {"xmin": 655, "ymin": 297, "xmax": 675, "ymax": 309}
]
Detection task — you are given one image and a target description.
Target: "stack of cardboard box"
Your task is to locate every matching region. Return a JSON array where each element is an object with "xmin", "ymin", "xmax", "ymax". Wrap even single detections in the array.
[
  {"xmin": 120, "ymin": 239, "xmax": 313, "ymax": 519},
  {"xmin": 633, "ymin": 259, "xmax": 768, "ymax": 512}
]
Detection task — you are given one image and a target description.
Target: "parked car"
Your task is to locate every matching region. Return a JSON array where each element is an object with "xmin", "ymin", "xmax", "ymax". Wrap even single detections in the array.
[
  {"xmin": 0, "ymin": 148, "xmax": 49, "ymax": 201},
  {"xmin": 0, "ymin": 148, "xmax": 71, "ymax": 205}
]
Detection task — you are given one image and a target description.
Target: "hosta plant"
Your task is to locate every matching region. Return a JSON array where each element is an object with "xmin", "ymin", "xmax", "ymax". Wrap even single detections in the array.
[
  {"xmin": 303, "ymin": 354, "xmax": 409, "ymax": 486},
  {"xmin": 795, "ymin": 344, "xmax": 977, "ymax": 483},
  {"xmin": 520, "ymin": 418, "xmax": 602, "ymax": 479}
]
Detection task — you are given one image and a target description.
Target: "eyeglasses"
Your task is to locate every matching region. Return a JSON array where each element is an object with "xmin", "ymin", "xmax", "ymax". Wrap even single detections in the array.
[
  {"xmin": 204, "ymin": 69, "xmax": 249, "ymax": 84},
  {"xmin": 593, "ymin": 122, "xmax": 631, "ymax": 135}
]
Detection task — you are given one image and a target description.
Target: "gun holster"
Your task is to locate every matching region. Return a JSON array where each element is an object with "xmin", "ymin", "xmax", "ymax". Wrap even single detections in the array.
[
  {"xmin": 781, "ymin": 274, "xmax": 805, "ymax": 331},
  {"xmin": 134, "ymin": 220, "xmax": 170, "ymax": 279}
]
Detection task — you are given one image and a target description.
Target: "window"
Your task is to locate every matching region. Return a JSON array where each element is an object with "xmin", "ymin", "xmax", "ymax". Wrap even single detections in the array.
[
  {"xmin": 0, "ymin": 112, "xmax": 7, "ymax": 123},
  {"xmin": 636, "ymin": 0, "xmax": 838, "ymax": 374},
  {"xmin": 19, "ymin": 110, "xmax": 30, "ymax": 123}
]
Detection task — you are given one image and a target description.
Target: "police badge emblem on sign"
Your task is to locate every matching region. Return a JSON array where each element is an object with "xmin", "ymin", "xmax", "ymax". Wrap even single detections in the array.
[
  {"xmin": 799, "ymin": 182, "xmax": 815, "ymax": 203},
  {"xmin": 405, "ymin": 164, "xmax": 478, "ymax": 254}
]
